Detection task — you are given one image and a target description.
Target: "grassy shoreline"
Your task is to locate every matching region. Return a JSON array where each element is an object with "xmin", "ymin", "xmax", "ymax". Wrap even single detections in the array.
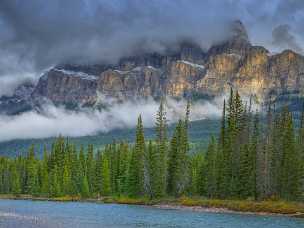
[{"xmin": 1, "ymin": 194, "xmax": 304, "ymax": 217}]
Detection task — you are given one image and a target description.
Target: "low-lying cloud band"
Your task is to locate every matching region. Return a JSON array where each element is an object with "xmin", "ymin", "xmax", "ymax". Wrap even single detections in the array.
[{"xmin": 0, "ymin": 98, "xmax": 223, "ymax": 142}]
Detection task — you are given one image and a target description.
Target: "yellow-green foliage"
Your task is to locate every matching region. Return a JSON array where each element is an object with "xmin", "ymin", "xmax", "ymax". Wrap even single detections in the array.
[
  {"xmin": 1, "ymin": 194, "xmax": 303, "ymax": 215},
  {"xmin": 52, "ymin": 196, "xmax": 81, "ymax": 202},
  {"xmin": 179, "ymin": 197, "xmax": 304, "ymax": 214},
  {"xmin": 104, "ymin": 196, "xmax": 151, "ymax": 205}
]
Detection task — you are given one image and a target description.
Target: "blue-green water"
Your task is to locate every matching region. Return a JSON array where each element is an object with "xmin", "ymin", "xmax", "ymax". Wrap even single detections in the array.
[{"xmin": 0, "ymin": 200, "xmax": 303, "ymax": 228}]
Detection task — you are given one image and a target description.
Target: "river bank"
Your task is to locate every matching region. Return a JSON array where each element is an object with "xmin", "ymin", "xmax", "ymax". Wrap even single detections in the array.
[{"xmin": 1, "ymin": 194, "xmax": 304, "ymax": 218}]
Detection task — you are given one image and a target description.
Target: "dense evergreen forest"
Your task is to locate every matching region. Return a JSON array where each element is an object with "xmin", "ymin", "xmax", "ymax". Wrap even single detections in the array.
[
  {"xmin": 0, "ymin": 118, "xmax": 219, "ymax": 157},
  {"xmin": 0, "ymin": 89, "xmax": 303, "ymax": 201}
]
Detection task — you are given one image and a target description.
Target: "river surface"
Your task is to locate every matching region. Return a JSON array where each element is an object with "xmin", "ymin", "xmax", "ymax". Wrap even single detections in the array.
[{"xmin": 0, "ymin": 199, "xmax": 303, "ymax": 228}]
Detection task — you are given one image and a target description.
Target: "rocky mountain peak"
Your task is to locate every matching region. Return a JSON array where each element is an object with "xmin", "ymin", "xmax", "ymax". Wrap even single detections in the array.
[
  {"xmin": 230, "ymin": 20, "xmax": 249, "ymax": 43},
  {"xmin": 179, "ymin": 41, "xmax": 204, "ymax": 63},
  {"xmin": 1, "ymin": 21, "xmax": 304, "ymax": 114},
  {"xmin": 207, "ymin": 20, "xmax": 251, "ymax": 57}
]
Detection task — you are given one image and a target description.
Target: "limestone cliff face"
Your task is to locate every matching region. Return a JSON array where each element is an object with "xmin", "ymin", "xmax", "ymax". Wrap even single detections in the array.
[
  {"xmin": 166, "ymin": 60, "xmax": 206, "ymax": 97},
  {"xmin": 2, "ymin": 21, "xmax": 304, "ymax": 114},
  {"xmin": 97, "ymin": 66, "xmax": 162, "ymax": 100},
  {"xmin": 232, "ymin": 47, "xmax": 270, "ymax": 97},
  {"xmin": 196, "ymin": 53, "xmax": 242, "ymax": 96},
  {"xmin": 32, "ymin": 69, "xmax": 98, "ymax": 107},
  {"xmin": 233, "ymin": 49, "xmax": 304, "ymax": 101},
  {"xmin": 269, "ymin": 51, "xmax": 304, "ymax": 94}
]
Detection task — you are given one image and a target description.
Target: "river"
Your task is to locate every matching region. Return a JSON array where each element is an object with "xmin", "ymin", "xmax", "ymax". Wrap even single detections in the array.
[{"xmin": 0, "ymin": 199, "xmax": 303, "ymax": 228}]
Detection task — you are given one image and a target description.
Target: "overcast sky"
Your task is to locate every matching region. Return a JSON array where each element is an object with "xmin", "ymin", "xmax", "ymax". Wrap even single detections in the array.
[
  {"xmin": 0, "ymin": 0, "xmax": 303, "ymax": 141},
  {"xmin": 0, "ymin": 0, "xmax": 303, "ymax": 94}
]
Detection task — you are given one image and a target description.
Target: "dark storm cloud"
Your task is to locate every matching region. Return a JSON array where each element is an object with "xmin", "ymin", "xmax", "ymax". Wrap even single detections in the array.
[
  {"xmin": 272, "ymin": 24, "xmax": 303, "ymax": 53},
  {"xmin": 0, "ymin": 0, "xmax": 303, "ymax": 94},
  {"xmin": 0, "ymin": 0, "xmax": 235, "ymax": 71}
]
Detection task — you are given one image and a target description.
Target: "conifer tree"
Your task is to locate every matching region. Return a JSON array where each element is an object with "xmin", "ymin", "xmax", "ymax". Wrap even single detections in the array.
[
  {"xmin": 146, "ymin": 140, "xmax": 162, "ymax": 198},
  {"xmin": 119, "ymin": 143, "xmax": 130, "ymax": 195},
  {"xmin": 40, "ymin": 150, "xmax": 49, "ymax": 196},
  {"xmin": 10, "ymin": 162, "xmax": 21, "ymax": 195},
  {"xmin": 94, "ymin": 151, "xmax": 103, "ymax": 196},
  {"xmin": 80, "ymin": 175, "xmax": 90, "ymax": 198},
  {"xmin": 86, "ymin": 144, "xmax": 95, "ymax": 194},
  {"xmin": 49, "ymin": 165, "xmax": 61, "ymax": 197},
  {"xmin": 216, "ymin": 99, "xmax": 228, "ymax": 198},
  {"xmin": 79, "ymin": 146, "xmax": 86, "ymax": 177},
  {"xmin": 62, "ymin": 164, "xmax": 72, "ymax": 195},
  {"xmin": 204, "ymin": 136, "xmax": 217, "ymax": 198},
  {"xmin": 249, "ymin": 112, "xmax": 259, "ymax": 199},
  {"xmin": 229, "ymin": 91, "xmax": 243, "ymax": 197},
  {"xmin": 280, "ymin": 110, "xmax": 300, "ymax": 200},
  {"xmin": 188, "ymin": 153, "xmax": 202, "ymax": 196},
  {"xmin": 25, "ymin": 145, "xmax": 38, "ymax": 195},
  {"xmin": 219, "ymin": 99, "xmax": 226, "ymax": 148},
  {"xmin": 101, "ymin": 155, "xmax": 111, "ymax": 196},
  {"xmin": 180, "ymin": 101, "xmax": 191, "ymax": 193},
  {"xmin": 127, "ymin": 115, "xmax": 145, "ymax": 197},
  {"xmin": 1, "ymin": 92, "xmax": 304, "ymax": 202},
  {"xmin": 70, "ymin": 145, "xmax": 80, "ymax": 195},
  {"xmin": 239, "ymin": 144, "xmax": 251, "ymax": 199},
  {"xmin": 297, "ymin": 102, "xmax": 304, "ymax": 195},
  {"xmin": 167, "ymin": 120, "xmax": 186, "ymax": 197},
  {"xmin": 155, "ymin": 98, "xmax": 168, "ymax": 196}
]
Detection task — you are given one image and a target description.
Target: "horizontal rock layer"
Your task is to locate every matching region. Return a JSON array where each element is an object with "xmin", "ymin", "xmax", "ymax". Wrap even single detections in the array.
[{"xmin": 1, "ymin": 21, "xmax": 304, "ymax": 114}]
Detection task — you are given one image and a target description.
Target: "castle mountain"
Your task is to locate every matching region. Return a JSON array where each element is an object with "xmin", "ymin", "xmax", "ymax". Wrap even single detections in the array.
[{"xmin": 1, "ymin": 21, "xmax": 304, "ymax": 114}]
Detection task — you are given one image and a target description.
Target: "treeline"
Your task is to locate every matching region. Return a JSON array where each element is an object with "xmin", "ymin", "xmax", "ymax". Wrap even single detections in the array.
[
  {"xmin": 199, "ymin": 90, "xmax": 304, "ymax": 201},
  {"xmin": 0, "ymin": 91, "xmax": 304, "ymax": 201},
  {"xmin": 0, "ymin": 99, "xmax": 190, "ymax": 199}
]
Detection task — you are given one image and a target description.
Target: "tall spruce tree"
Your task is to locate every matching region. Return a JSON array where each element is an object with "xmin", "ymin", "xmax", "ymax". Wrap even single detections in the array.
[
  {"xmin": 25, "ymin": 145, "xmax": 38, "ymax": 195},
  {"xmin": 80, "ymin": 175, "xmax": 90, "ymax": 198},
  {"xmin": 40, "ymin": 150, "xmax": 49, "ymax": 196},
  {"xmin": 49, "ymin": 165, "xmax": 61, "ymax": 197},
  {"xmin": 155, "ymin": 98, "xmax": 168, "ymax": 197},
  {"xmin": 127, "ymin": 115, "xmax": 145, "ymax": 197},
  {"xmin": 101, "ymin": 155, "xmax": 111, "ymax": 196},
  {"xmin": 86, "ymin": 144, "xmax": 95, "ymax": 194},
  {"xmin": 62, "ymin": 164, "xmax": 72, "ymax": 195},
  {"xmin": 249, "ymin": 112, "xmax": 259, "ymax": 199},
  {"xmin": 10, "ymin": 162, "xmax": 21, "ymax": 195},
  {"xmin": 204, "ymin": 136, "xmax": 217, "ymax": 198},
  {"xmin": 280, "ymin": 110, "xmax": 300, "ymax": 200},
  {"xmin": 167, "ymin": 124, "xmax": 180, "ymax": 196},
  {"xmin": 167, "ymin": 120, "xmax": 188, "ymax": 197}
]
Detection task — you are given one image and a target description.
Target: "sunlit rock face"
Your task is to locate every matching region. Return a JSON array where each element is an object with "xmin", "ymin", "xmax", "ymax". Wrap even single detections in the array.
[
  {"xmin": 97, "ymin": 66, "xmax": 163, "ymax": 100},
  {"xmin": 166, "ymin": 60, "xmax": 206, "ymax": 97},
  {"xmin": 1, "ymin": 20, "xmax": 304, "ymax": 114}
]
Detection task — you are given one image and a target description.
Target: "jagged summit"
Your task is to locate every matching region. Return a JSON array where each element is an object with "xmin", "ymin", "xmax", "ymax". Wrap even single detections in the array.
[
  {"xmin": 1, "ymin": 21, "xmax": 304, "ymax": 114},
  {"xmin": 230, "ymin": 20, "xmax": 250, "ymax": 43},
  {"xmin": 207, "ymin": 20, "xmax": 251, "ymax": 57}
]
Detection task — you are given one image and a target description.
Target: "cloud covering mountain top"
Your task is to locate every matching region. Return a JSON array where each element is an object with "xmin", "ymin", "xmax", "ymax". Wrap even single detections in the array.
[
  {"xmin": 0, "ymin": 0, "xmax": 303, "ymax": 93},
  {"xmin": 0, "ymin": 0, "xmax": 302, "ymax": 142}
]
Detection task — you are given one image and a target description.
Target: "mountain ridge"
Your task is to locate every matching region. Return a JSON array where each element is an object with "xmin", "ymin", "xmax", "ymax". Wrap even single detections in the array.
[{"xmin": 1, "ymin": 21, "xmax": 304, "ymax": 114}]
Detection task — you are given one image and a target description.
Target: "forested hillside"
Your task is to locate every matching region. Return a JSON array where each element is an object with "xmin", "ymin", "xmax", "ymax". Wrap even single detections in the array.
[
  {"xmin": 0, "ymin": 119, "xmax": 219, "ymax": 157},
  {"xmin": 0, "ymin": 90, "xmax": 303, "ymax": 201}
]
